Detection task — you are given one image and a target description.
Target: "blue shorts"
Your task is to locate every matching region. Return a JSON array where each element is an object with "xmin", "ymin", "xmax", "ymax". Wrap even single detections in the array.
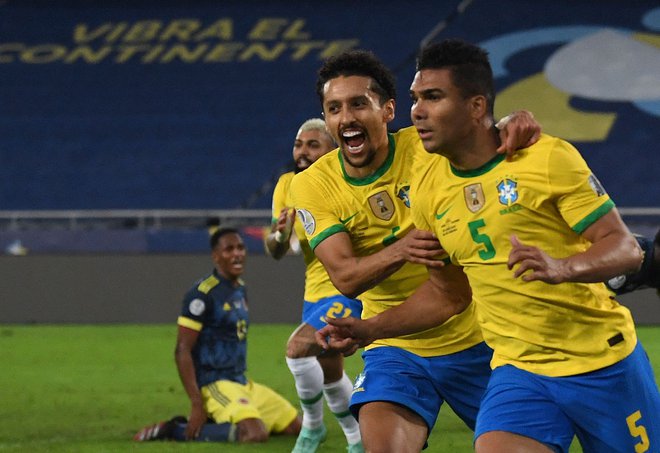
[
  {"xmin": 302, "ymin": 294, "xmax": 362, "ymax": 330},
  {"xmin": 475, "ymin": 341, "xmax": 660, "ymax": 453},
  {"xmin": 350, "ymin": 342, "xmax": 492, "ymax": 432}
]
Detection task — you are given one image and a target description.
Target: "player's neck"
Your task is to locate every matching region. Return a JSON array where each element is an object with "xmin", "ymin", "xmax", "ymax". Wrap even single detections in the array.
[
  {"xmin": 446, "ymin": 127, "xmax": 499, "ymax": 171},
  {"xmin": 215, "ymin": 268, "xmax": 240, "ymax": 287}
]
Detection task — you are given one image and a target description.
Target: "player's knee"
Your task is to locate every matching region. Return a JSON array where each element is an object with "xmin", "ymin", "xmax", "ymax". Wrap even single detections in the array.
[
  {"xmin": 286, "ymin": 332, "xmax": 317, "ymax": 358},
  {"xmin": 286, "ymin": 337, "xmax": 306, "ymax": 358}
]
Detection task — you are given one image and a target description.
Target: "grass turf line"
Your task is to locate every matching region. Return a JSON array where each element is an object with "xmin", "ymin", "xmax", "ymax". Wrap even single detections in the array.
[{"xmin": 2, "ymin": 324, "xmax": 659, "ymax": 452}]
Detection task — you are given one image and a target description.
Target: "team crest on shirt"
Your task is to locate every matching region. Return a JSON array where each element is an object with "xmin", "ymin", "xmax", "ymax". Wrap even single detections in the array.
[
  {"xmin": 368, "ymin": 191, "xmax": 395, "ymax": 220},
  {"xmin": 296, "ymin": 208, "xmax": 316, "ymax": 235},
  {"xmin": 396, "ymin": 185, "xmax": 411, "ymax": 208},
  {"xmin": 497, "ymin": 178, "xmax": 519, "ymax": 206},
  {"xmin": 588, "ymin": 174, "xmax": 607, "ymax": 197},
  {"xmin": 464, "ymin": 183, "xmax": 485, "ymax": 213}
]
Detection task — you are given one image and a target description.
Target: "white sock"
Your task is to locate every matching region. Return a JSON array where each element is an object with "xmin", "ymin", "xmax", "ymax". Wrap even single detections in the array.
[
  {"xmin": 323, "ymin": 373, "xmax": 361, "ymax": 444},
  {"xmin": 286, "ymin": 356, "xmax": 324, "ymax": 429}
]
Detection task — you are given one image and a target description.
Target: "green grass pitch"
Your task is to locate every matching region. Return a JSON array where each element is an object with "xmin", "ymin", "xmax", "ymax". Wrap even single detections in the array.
[{"xmin": 1, "ymin": 324, "xmax": 659, "ymax": 452}]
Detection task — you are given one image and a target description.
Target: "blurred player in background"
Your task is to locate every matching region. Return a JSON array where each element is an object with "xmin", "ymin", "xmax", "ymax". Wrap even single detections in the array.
[
  {"xmin": 265, "ymin": 118, "xmax": 363, "ymax": 453},
  {"xmin": 134, "ymin": 228, "xmax": 302, "ymax": 443},
  {"xmin": 291, "ymin": 49, "xmax": 540, "ymax": 452}
]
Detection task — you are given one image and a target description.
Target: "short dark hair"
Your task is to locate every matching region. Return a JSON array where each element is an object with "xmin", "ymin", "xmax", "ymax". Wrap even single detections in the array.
[
  {"xmin": 316, "ymin": 50, "xmax": 397, "ymax": 105},
  {"xmin": 416, "ymin": 39, "xmax": 495, "ymax": 115},
  {"xmin": 210, "ymin": 227, "xmax": 240, "ymax": 249}
]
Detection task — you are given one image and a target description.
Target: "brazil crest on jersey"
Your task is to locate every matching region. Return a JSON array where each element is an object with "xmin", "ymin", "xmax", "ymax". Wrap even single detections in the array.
[
  {"xmin": 272, "ymin": 171, "xmax": 339, "ymax": 302},
  {"xmin": 290, "ymin": 126, "xmax": 483, "ymax": 357},
  {"xmin": 411, "ymin": 133, "xmax": 637, "ymax": 376},
  {"xmin": 177, "ymin": 270, "xmax": 249, "ymax": 387}
]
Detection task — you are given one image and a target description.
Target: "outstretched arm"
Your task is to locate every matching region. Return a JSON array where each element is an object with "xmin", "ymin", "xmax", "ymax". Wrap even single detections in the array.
[
  {"xmin": 313, "ymin": 228, "xmax": 445, "ymax": 299},
  {"xmin": 316, "ymin": 263, "xmax": 472, "ymax": 354},
  {"xmin": 174, "ymin": 326, "xmax": 206, "ymax": 440}
]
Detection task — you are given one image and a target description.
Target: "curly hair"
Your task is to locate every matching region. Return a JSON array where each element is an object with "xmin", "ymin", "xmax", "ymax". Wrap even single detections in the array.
[{"xmin": 316, "ymin": 50, "xmax": 396, "ymax": 106}]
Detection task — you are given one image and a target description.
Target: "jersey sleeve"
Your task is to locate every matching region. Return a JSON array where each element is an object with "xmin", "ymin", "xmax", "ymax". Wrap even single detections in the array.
[
  {"xmin": 547, "ymin": 138, "xmax": 615, "ymax": 234},
  {"xmin": 290, "ymin": 171, "xmax": 345, "ymax": 251},
  {"xmin": 177, "ymin": 288, "xmax": 211, "ymax": 332}
]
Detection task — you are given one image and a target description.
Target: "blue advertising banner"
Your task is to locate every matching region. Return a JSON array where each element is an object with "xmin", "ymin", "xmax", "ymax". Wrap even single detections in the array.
[
  {"xmin": 0, "ymin": 0, "xmax": 459, "ymax": 209},
  {"xmin": 1, "ymin": 0, "xmax": 658, "ymax": 212}
]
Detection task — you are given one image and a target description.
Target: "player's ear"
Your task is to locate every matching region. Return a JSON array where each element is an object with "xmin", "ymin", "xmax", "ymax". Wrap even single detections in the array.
[
  {"xmin": 470, "ymin": 95, "xmax": 487, "ymax": 120},
  {"xmin": 383, "ymin": 99, "xmax": 395, "ymax": 122}
]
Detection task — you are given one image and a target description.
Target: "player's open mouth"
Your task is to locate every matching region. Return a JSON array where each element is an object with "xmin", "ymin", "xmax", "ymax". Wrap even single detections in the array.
[
  {"xmin": 296, "ymin": 158, "xmax": 311, "ymax": 170},
  {"xmin": 416, "ymin": 128, "xmax": 432, "ymax": 140},
  {"xmin": 342, "ymin": 129, "xmax": 366, "ymax": 153}
]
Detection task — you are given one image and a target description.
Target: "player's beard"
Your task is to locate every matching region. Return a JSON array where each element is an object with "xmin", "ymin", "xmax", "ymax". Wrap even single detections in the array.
[
  {"xmin": 340, "ymin": 146, "xmax": 377, "ymax": 169},
  {"xmin": 294, "ymin": 158, "xmax": 312, "ymax": 173}
]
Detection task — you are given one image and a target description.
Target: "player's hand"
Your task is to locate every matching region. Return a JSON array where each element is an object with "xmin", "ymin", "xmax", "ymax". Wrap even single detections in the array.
[
  {"xmin": 496, "ymin": 110, "xmax": 541, "ymax": 159},
  {"xmin": 273, "ymin": 208, "xmax": 295, "ymax": 242},
  {"xmin": 508, "ymin": 235, "xmax": 566, "ymax": 284},
  {"xmin": 315, "ymin": 317, "xmax": 375, "ymax": 356},
  {"xmin": 395, "ymin": 229, "xmax": 446, "ymax": 268},
  {"xmin": 185, "ymin": 405, "xmax": 206, "ymax": 440}
]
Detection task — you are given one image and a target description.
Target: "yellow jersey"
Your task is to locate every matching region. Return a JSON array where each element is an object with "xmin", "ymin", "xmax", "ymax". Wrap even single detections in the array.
[
  {"xmin": 290, "ymin": 126, "xmax": 483, "ymax": 357},
  {"xmin": 271, "ymin": 171, "xmax": 339, "ymax": 302},
  {"xmin": 411, "ymin": 133, "xmax": 636, "ymax": 376}
]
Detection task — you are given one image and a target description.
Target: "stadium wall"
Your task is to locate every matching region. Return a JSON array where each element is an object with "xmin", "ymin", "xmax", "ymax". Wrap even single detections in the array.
[
  {"xmin": 1, "ymin": 254, "xmax": 658, "ymax": 325},
  {"xmin": 0, "ymin": 254, "xmax": 305, "ymax": 324}
]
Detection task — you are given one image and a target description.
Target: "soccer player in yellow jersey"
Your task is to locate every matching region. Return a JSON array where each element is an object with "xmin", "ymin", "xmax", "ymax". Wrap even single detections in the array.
[
  {"xmin": 322, "ymin": 40, "xmax": 660, "ymax": 452},
  {"xmin": 265, "ymin": 118, "xmax": 363, "ymax": 453},
  {"xmin": 409, "ymin": 40, "xmax": 659, "ymax": 452},
  {"xmin": 290, "ymin": 50, "xmax": 540, "ymax": 452}
]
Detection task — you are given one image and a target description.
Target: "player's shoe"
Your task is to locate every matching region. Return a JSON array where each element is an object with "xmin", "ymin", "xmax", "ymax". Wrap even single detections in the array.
[
  {"xmin": 291, "ymin": 425, "xmax": 327, "ymax": 453},
  {"xmin": 347, "ymin": 439, "xmax": 365, "ymax": 453},
  {"xmin": 133, "ymin": 415, "xmax": 186, "ymax": 441}
]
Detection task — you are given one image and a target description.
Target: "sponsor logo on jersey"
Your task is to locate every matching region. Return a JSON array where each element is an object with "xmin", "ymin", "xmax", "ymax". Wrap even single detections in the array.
[
  {"xmin": 296, "ymin": 208, "xmax": 316, "ymax": 235},
  {"xmin": 435, "ymin": 207, "xmax": 450, "ymax": 220},
  {"xmin": 189, "ymin": 298, "xmax": 205, "ymax": 316},
  {"xmin": 340, "ymin": 212, "xmax": 358, "ymax": 224},
  {"xmin": 497, "ymin": 178, "xmax": 519, "ymax": 206},
  {"xmin": 464, "ymin": 183, "xmax": 485, "ymax": 213},
  {"xmin": 368, "ymin": 190, "xmax": 395, "ymax": 220}
]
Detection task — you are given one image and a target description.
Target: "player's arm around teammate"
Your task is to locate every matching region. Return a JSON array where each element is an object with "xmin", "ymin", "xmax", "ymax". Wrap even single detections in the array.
[
  {"xmin": 317, "ymin": 263, "xmax": 473, "ymax": 355},
  {"xmin": 314, "ymin": 227, "xmax": 444, "ymax": 299}
]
